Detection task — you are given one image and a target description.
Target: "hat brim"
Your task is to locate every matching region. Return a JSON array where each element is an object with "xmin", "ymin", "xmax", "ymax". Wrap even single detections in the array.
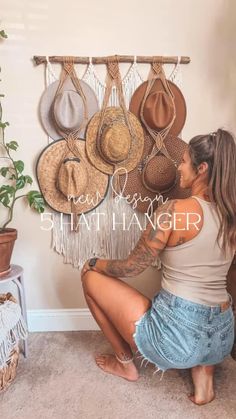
[
  {"xmin": 130, "ymin": 79, "xmax": 186, "ymax": 137},
  {"xmin": 118, "ymin": 132, "xmax": 191, "ymax": 214},
  {"xmin": 36, "ymin": 139, "xmax": 109, "ymax": 214},
  {"xmin": 39, "ymin": 78, "xmax": 99, "ymax": 140},
  {"xmin": 86, "ymin": 107, "xmax": 144, "ymax": 175}
]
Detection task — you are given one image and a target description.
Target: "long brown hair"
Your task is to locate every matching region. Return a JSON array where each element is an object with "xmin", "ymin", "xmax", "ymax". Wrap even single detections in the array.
[{"xmin": 188, "ymin": 129, "xmax": 236, "ymax": 255}]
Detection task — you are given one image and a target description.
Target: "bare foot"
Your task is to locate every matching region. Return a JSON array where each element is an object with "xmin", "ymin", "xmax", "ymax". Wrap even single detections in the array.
[
  {"xmin": 188, "ymin": 393, "xmax": 215, "ymax": 406},
  {"xmin": 188, "ymin": 365, "xmax": 215, "ymax": 405},
  {"xmin": 95, "ymin": 354, "xmax": 139, "ymax": 381}
]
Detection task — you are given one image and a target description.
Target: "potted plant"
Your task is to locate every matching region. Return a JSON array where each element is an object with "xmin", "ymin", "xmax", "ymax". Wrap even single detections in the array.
[{"xmin": 0, "ymin": 29, "xmax": 45, "ymax": 276}]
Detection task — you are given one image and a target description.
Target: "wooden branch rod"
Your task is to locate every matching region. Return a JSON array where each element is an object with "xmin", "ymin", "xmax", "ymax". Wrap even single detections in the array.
[{"xmin": 33, "ymin": 55, "xmax": 190, "ymax": 66}]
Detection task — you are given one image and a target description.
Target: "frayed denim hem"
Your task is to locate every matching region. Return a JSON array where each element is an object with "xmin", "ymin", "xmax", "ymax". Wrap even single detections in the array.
[{"xmin": 133, "ymin": 318, "xmax": 166, "ymax": 381}]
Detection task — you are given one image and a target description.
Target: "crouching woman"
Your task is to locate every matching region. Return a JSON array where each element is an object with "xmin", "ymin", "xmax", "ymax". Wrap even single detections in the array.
[{"xmin": 81, "ymin": 129, "xmax": 236, "ymax": 405}]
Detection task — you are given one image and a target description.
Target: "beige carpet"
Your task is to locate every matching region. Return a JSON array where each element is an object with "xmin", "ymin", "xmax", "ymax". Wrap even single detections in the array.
[{"xmin": 0, "ymin": 332, "xmax": 235, "ymax": 419}]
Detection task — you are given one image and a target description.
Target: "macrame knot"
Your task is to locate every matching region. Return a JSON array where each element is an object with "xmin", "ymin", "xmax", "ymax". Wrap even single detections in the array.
[
  {"xmin": 154, "ymin": 132, "xmax": 164, "ymax": 152},
  {"xmin": 107, "ymin": 59, "xmax": 119, "ymax": 80},
  {"xmin": 152, "ymin": 61, "xmax": 163, "ymax": 77},
  {"xmin": 63, "ymin": 58, "xmax": 75, "ymax": 75},
  {"xmin": 66, "ymin": 132, "xmax": 79, "ymax": 157}
]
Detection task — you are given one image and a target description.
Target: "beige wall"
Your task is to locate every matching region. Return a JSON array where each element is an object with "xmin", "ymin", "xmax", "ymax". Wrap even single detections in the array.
[{"xmin": 1, "ymin": 0, "xmax": 236, "ymax": 310}]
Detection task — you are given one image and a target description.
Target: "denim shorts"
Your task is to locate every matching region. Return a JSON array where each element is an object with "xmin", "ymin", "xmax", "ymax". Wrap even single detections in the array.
[{"xmin": 133, "ymin": 288, "xmax": 235, "ymax": 375}]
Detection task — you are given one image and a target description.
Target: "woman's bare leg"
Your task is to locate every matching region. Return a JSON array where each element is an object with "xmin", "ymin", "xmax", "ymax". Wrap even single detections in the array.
[
  {"xmin": 189, "ymin": 365, "xmax": 215, "ymax": 405},
  {"xmin": 84, "ymin": 293, "xmax": 139, "ymax": 381},
  {"xmin": 81, "ymin": 270, "xmax": 152, "ymax": 381}
]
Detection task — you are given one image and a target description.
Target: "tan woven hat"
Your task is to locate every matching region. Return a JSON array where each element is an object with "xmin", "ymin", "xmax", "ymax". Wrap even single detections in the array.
[
  {"xmin": 86, "ymin": 107, "xmax": 144, "ymax": 175},
  {"xmin": 36, "ymin": 138, "xmax": 109, "ymax": 215},
  {"xmin": 39, "ymin": 69, "xmax": 99, "ymax": 140},
  {"xmin": 119, "ymin": 131, "xmax": 191, "ymax": 214},
  {"xmin": 86, "ymin": 58, "xmax": 144, "ymax": 186}
]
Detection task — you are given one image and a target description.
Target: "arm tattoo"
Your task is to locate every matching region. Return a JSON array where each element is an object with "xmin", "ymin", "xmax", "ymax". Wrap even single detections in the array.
[{"xmin": 105, "ymin": 199, "xmax": 177, "ymax": 278}]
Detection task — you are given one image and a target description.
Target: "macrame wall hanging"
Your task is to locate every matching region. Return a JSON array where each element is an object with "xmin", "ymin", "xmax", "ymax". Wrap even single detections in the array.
[{"xmin": 34, "ymin": 55, "xmax": 190, "ymax": 269}]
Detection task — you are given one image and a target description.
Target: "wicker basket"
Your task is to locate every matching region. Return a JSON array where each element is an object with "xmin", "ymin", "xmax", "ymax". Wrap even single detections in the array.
[
  {"xmin": 0, "ymin": 292, "xmax": 20, "ymax": 392},
  {"xmin": 0, "ymin": 346, "xmax": 19, "ymax": 392}
]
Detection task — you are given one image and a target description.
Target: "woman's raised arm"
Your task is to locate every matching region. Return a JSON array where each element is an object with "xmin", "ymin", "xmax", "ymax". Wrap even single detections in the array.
[{"xmin": 91, "ymin": 199, "xmax": 177, "ymax": 278}]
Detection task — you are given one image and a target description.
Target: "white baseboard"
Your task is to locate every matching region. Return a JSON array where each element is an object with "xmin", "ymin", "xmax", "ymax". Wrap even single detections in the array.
[{"xmin": 27, "ymin": 309, "xmax": 100, "ymax": 332}]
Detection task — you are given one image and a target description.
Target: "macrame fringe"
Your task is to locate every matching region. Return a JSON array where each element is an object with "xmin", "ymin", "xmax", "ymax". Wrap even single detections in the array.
[
  {"xmin": 168, "ymin": 56, "xmax": 183, "ymax": 87},
  {"xmin": 82, "ymin": 59, "xmax": 143, "ymax": 108},
  {"xmin": 52, "ymin": 180, "xmax": 147, "ymax": 266},
  {"xmin": 135, "ymin": 349, "xmax": 165, "ymax": 381},
  {"xmin": 45, "ymin": 59, "xmax": 182, "ymax": 269}
]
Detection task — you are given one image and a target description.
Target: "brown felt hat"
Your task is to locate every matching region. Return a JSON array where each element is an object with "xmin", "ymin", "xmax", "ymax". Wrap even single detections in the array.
[
  {"xmin": 36, "ymin": 138, "xmax": 109, "ymax": 215},
  {"xmin": 86, "ymin": 107, "xmax": 144, "ymax": 175},
  {"xmin": 130, "ymin": 78, "xmax": 186, "ymax": 136},
  {"xmin": 118, "ymin": 131, "xmax": 191, "ymax": 214}
]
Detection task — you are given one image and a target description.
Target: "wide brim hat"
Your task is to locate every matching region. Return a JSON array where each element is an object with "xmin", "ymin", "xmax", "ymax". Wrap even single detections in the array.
[
  {"xmin": 86, "ymin": 107, "xmax": 144, "ymax": 175},
  {"xmin": 36, "ymin": 139, "xmax": 109, "ymax": 214},
  {"xmin": 130, "ymin": 79, "xmax": 186, "ymax": 136},
  {"xmin": 118, "ymin": 132, "xmax": 191, "ymax": 214},
  {"xmin": 39, "ymin": 78, "xmax": 99, "ymax": 140}
]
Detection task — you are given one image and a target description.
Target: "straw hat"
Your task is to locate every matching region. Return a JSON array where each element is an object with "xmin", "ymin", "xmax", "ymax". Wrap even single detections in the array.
[
  {"xmin": 118, "ymin": 131, "xmax": 191, "ymax": 214},
  {"xmin": 36, "ymin": 138, "xmax": 109, "ymax": 214},
  {"xmin": 86, "ymin": 107, "xmax": 144, "ymax": 175},
  {"xmin": 39, "ymin": 77, "xmax": 99, "ymax": 140},
  {"xmin": 130, "ymin": 78, "xmax": 186, "ymax": 136}
]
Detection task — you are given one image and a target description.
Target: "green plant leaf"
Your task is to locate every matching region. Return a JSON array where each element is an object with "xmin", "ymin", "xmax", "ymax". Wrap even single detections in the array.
[
  {"xmin": 27, "ymin": 190, "xmax": 45, "ymax": 213},
  {"xmin": 16, "ymin": 175, "xmax": 26, "ymax": 190},
  {"xmin": 0, "ymin": 121, "xmax": 9, "ymax": 129},
  {"xmin": 0, "ymin": 185, "xmax": 15, "ymax": 196},
  {"xmin": 8, "ymin": 173, "xmax": 17, "ymax": 180},
  {"xmin": 24, "ymin": 175, "xmax": 33, "ymax": 185},
  {"xmin": 0, "ymin": 193, "xmax": 10, "ymax": 207},
  {"xmin": 0, "ymin": 185, "xmax": 15, "ymax": 207},
  {"xmin": 27, "ymin": 190, "xmax": 39, "ymax": 205},
  {"xmin": 0, "ymin": 167, "xmax": 10, "ymax": 177},
  {"xmin": 14, "ymin": 160, "xmax": 24, "ymax": 174},
  {"xmin": 0, "ymin": 30, "xmax": 8, "ymax": 39},
  {"xmin": 6, "ymin": 140, "xmax": 18, "ymax": 151}
]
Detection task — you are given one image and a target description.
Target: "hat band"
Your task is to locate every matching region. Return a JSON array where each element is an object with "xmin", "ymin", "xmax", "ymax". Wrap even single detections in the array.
[{"xmin": 63, "ymin": 157, "xmax": 81, "ymax": 164}]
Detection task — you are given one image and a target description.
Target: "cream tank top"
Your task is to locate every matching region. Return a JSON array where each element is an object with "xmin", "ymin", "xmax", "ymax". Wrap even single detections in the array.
[{"xmin": 159, "ymin": 195, "xmax": 235, "ymax": 305}]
